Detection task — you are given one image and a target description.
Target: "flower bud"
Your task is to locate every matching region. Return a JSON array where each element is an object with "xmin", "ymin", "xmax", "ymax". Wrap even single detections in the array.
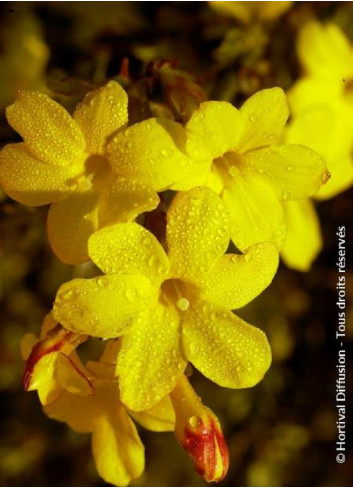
[{"xmin": 170, "ymin": 376, "xmax": 229, "ymax": 482}]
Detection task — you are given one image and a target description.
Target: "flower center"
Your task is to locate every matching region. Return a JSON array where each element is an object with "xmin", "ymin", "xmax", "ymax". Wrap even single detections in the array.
[
  {"xmin": 73, "ymin": 154, "xmax": 112, "ymax": 191},
  {"xmin": 160, "ymin": 278, "xmax": 196, "ymax": 312},
  {"xmin": 212, "ymin": 151, "xmax": 242, "ymax": 187}
]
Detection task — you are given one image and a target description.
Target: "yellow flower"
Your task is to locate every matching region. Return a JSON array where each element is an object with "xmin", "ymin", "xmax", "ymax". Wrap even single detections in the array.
[
  {"xmin": 0, "ymin": 81, "xmax": 159, "ymax": 264},
  {"xmin": 0, "ymin": 12, "xmax": 49, "ymax": 108},
  {"xmin": 109, "ymin": 88, "xmax": 328, "ymax": 251},
  {"xmin": 280, "ymin": 200, "xmax": 322, "ymax": 272},
  {"xmin": 170, "ymin": 375, "xmax": 229, "ymax": 483},
  {"xmin": 24, "ymin": 325, "xmax": 175, "ymax": 486},
  {"xmin": 53, "ymin": 186, "xmax": 278, "ymax": 412},
  {"xmin": 288, "ymin": 21, "xmax": 353, "ymax": 199},
  {"xmin": 21, "ymin": 313, "xmax": 92, "ymax": 405},
  {"xmin": 209, "ymin": 1, "xmax": 292, "ymax": 23}
]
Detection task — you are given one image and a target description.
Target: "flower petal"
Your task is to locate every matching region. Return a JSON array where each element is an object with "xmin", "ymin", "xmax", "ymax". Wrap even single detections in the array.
[
  {"xmin": 243, "ymin": 144, "xmax": 327, "ymax": 200},
  {"xmin": 6, "ymin": 91, "xmax": 85, "ymax": 166},
  {"xmin": 288, "ymin": 77, "xmax": 342, "ymax": 115},
  {"xmin": 167, "ymin": 187, "xmax": 229, "ymax": 282},
  {"xmin": 57, "ymin": 353, "xmax": 94, "ymax": 396},
  {"xmin": 129, "ymin": 396, "xmax": 175, "ymax": 432},
  {"xmin": 117, "ymin": 304, "xmax": 186, "ymax": 411},
  {"xmin": 92, "ymin": 388, "xmax": 145, "ymax": 487},
  {"xmin": 222, "ymin": 174, "xmax": 286, "ymax": 250},
  {"xmin": 316, "ymin": 154, "xmax": 353, "ymax": 200},
  {"xmin": 44, "ymin": 390, "xmax": 99, "ymax": 433},
  {"xmin": 200, "ymin": 242, "xmax": 279, "ymax": 310},
  {"xmin": 53, "ymin": 275, "xmax": 157, "ymax": 338},
  {"xmin": 297, "ymin": 21, "xmax": 353, "ymax": 80},
  {"xmin": 185, "ymin": 101, "xmax": 243, "ymax": 161},
  {"xmin": 88, "ymin": 222, "xmax": 169, "ymax": 282},
  {"xmin": 0, "ymin": 143, "xmax": 76, "ymax": 206},
  {"xmin": 281, "ymin": 200, "xmax": 322, "ymax": 271},
  {"xmin": 286, "ymin": 106, "xmax": 353, "ymax": 200},
  {"xmin": 107, "ymin": 118, "xmax": 198, "ymax": 191},
  {"xmin": 74, "ymin": 81, "xmax": 128, "ymax": 154},
  {"xmin": 182, "ymin": 302, "xmax": 271, "ymax": 388},
  {"xmin": 30, "ymin": 352, "xmax": 63, "ymax": 405},
  {"xmin": 47, "ymin": 189, "xmax": 99, "ymax": 264},
  {"xmin": 98, "ymin": 177, "xmax": 159, "ymax": 228},
  {"xmin": 238, "ymin": 87, "xmax": 289, "ymax": 152}
]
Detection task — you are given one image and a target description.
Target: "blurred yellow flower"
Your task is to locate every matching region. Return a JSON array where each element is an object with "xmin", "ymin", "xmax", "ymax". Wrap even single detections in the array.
[
  {"xmin": 280, "ymin": 200, "xmax": 322, "ymax": 272},
  {"xmin": 53, "ymin": 187, "xmax": 278, "ymax": 412},
  {"xmin": 209, "ymin": 1, "xmax": 292, "ymax": 23},
  {"xmin": 283, "ymin": 22, "xmax": 353, "ymax": 270},
  {"xmin": 111, "ymin": 88, "xmax": 327, "ymax": 251},
  {"xmin": 288, "ymin": 21, "xmax": 353, "ymax": 199},
  {"xmin": 21, "ymin": 313, "xmax": 91, "ymax": 405},
  {"xmin": 0, "ymin": 81, "xmax": 159, "ymax": 264},
  {"xmin": 0, "ymin": 13, "xmax": 49, "ymax": 108}
]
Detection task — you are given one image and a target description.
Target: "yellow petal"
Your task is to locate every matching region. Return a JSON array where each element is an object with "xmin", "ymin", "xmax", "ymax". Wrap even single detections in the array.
[
  {"xmin": 255, "ymin": 1, "xmax": 292, "ymax": 21},
  {"xmin": 209, "ymin": 0, "xmax": 252, "ymax": 22},
  {"xmin": 222, "ymin": 174, "xmax": 286, "ymax": 250},
  {"xmin": 30, "ymin": 352, "xmax": 63, "ymax": 405},
  {"xmin": 297, "ymin": 22, "xmax": 353, "ymax": 80},
  {"xmin": 200, "ymin": 242, "xmax": 279, "ymax": 310},
  {"xmin": 6, "ymin": 91, "xmax": 85, "ymax": 166},
  {"xmin": 243, "ymin": 144, "xmax": 327, "ymax": 200},
  {"xmin": 238, "ymin": 87, "xmax": 289, "ymax": 152},
  {"xmin": 129, "ymin": 396, "xmax": 176, "ymax": 432},
  {"xmin": 44, "ymin": 390, "xmax": 98, "ymax": 433},
  {"xmin": 98, "ymin": 177, "xmax": 159, "ymax": 228},
  {"xmin": 281, "ymin": 200, "xmax": 322, "ymax": 271},
  {"xmin": 182, "ymin": 302, "xmax": 271, "ymax": 388},
  {"xmin": 285, "ymin": 106, "xmax": 353, "ymax": 199},
  {"xmin": 316, "ymin": 154, "xmax": 353, "ymax": 200},
  {"xmin": 167, "ymin": 187, "xmax": 229, "ymax": 282},
  {"xmin": 92, "ymin": 385, "xmax": 144, "ymax": 487},
  {"xmin": 288, "ymin": 77, "xmax": 342, "ymax": 116},
  {"xmin": 88, "ymin": 222, "xmax": 169, "ymax": 283},
  {"xmin": 117, "ymin": 304, "xmax": 186, "ymax": 411},
  {"xmin": 74, "ymin": 81, "xmax": 128, "ymax": 154},
  {"xmin": 53, "ymin": 275, "xmax": 157, "ymax": 338},
  {"xmin": 57, "ymin": 353, "xmax": 94, "ymax": 396},
  {"xmin": 0, "ymin": 143, "xmax": 76, "ymax": 206},
  {"xmin": 285, "ymin": 104, "xmax": 353, "ymax": 161},
  {"xmin": 210, "ymin": 1, "xmax": 292, "ymax": 22},
  {"xmin": 47, "ymin": 189, "xmax": 99, "ymax": 264},
  {"xmin": 185, "ymin": 101, "xmax": 243, "ymax": 161},
  {"xmin": 107, "ymin": 118, "xmax": 198, "ymax": 191}
]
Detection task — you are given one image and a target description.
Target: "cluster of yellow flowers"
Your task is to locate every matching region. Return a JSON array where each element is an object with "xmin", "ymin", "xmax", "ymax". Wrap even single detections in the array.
[{"xmin": 2, "ymin": 7, "xmax": 351, "ymax": 485}]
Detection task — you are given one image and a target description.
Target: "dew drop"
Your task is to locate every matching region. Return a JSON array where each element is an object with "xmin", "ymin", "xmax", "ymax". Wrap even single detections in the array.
[
  {"xmin": 188, "ymin": 416, "xmax": 200, "ymax": 428},
  {"xmin": 249, "ymin": 114, "xmax": 257, "ymax": 122},
  {"xmin": 228, "ymin": 166, "xmax": 239, "ymax": 177},
  {"xmin": 176, "ymin": 297, "xmax": 190, "ymax": 312},
  {"xmin": 286, "ymin": 165, "xmax": 294, "ymax": 172},
  {"xmin": 160, "ymin": 148, "xmax": 172, "ymax": 158}
]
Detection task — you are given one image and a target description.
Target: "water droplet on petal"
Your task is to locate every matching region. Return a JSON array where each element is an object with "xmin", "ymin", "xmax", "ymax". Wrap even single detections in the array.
[
  {"xmin": 244, "ymin": 253, "xmax": 252, "ymax": 263},
  {"xmin": 176, "ymin": 297, "xmax": 190, "ymax": 312},
  {"xmin": 249, "ymin": 114, "xmax": 257, "ymax": 122},
  {"xmin": 160, "ymin": 148, "xmax": 172, "ymax": 158}
]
